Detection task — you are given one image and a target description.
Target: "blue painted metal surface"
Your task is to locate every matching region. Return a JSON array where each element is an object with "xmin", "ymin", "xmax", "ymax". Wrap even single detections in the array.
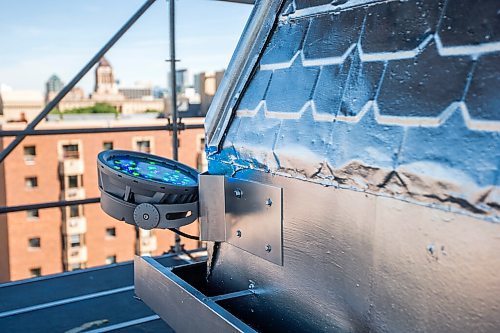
[{"xmin": 209, "ymin": 0, "xmax": 500, "ymax": 222}]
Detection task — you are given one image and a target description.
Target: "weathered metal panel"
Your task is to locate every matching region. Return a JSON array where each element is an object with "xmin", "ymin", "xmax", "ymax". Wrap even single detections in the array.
[
  {"xmin": 206, "ymin": 172, "xmax": 500, "ymax": 332},
  {"xmin": 209, "ymin": 0, "xmax": 500, "ymax": 222},
  {"xmin": 205, "ymin": 0, "xmax": 500, "ymax": 332}
]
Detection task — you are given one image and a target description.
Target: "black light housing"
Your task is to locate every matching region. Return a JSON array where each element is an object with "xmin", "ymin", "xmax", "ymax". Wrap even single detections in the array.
[{"xmin": 97, "ymin": 150, "xmax": 199, "ymax": 230}]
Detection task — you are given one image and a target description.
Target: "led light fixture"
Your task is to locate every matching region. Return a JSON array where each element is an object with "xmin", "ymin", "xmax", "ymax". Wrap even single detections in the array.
[{"xmin": 97, "ymin": 150, "xmax": 199, "ymax": 230}]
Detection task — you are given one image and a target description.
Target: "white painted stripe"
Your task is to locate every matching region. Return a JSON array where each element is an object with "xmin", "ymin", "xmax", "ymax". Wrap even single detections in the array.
[
  {"xmin": 236, "ymin": 100, "xmax": 500, "ymax": 132},
  {"xmin": 359, "ymin": 33, "xmax": 434, "ymax": 62},
  {"xmin": 260, "ymin": 51, "xmax": 300, "ymax": 70},
  {"xmin": 435, "ymin": 34, "xmax": 500, "ymax": 57},
  {"xmin": 287, "ymin": 0, "xmax": 391, "ymax": 19},
  {"xmin": 262, "ymin": 24, "xmax": 500, "ymax": 71},
  {"xmin": 0, "ymin": 250, "xmax": 205, "ymax": 289},
  {"xmin": 0, "ymin": 286, "xmax": 134, "ymax": 318},
  {"xmin": 83, "ymin": 315, "xmax": 160, "ymax": 333},
  {"xmin": 302, "ymin": 43, "xmax": 357, "ymax": 66}
]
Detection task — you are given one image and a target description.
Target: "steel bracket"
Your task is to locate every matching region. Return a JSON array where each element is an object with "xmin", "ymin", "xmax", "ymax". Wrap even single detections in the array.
[{"xmin": 199, "ymin": 174, "xmax": 283, "ymax": 265}]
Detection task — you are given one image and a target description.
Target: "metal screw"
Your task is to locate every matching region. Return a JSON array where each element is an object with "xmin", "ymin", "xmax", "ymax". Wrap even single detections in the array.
[
  {"xmin": 248, "ymin": 280, "xmax": 255, "ymax": 289},
  {"xmin": 265, "ymin": 244, "xmax": 272, "ymax": 252},
  {"xmin": 233, "ymin": 188, "xmax": 243, "ymax": 198},
  {"xmin": 236, "ymin": 230, "xmax": 242, "ymax": 238},
  {"xmin": 143, "ymin": 214, "xmax": 149, "ymax": 220},
  {"xmin": 265, "ymin": 198, "xmax": 273, "ymax": 207}
]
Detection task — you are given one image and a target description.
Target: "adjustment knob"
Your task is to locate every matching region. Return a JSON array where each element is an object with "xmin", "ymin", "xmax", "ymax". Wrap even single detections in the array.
[{"xmin": 133, "ymin": 203, "xmax": 160, "ymax": 230}]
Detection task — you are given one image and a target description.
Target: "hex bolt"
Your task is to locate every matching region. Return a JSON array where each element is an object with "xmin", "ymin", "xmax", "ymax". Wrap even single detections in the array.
[
  {"xmin": 265, "ymin": 244, "xmax": 272, "ymax": 253},
  {"xmin": 236, "ymin": 230, "xmax": 242, "ymax": 238},
  {"xmin": 265, "ymin": 198, "xmax": 273, "ymax": 207},
  {"xmin": 143, "ymin": 213, "xmax": 149, "ymax": 220},
  {"xmin": 233, "ymin": 188, "xmax": 243, "ymax": 198}
]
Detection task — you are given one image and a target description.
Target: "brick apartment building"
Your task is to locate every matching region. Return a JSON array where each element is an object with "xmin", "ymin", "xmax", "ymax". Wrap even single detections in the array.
[{"xmin": 0, "ymin": 116, "xmax": 206, "ymax": 282}]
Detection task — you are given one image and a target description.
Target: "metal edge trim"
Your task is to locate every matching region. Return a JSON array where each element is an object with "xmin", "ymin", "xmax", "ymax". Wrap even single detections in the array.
[
  {"xmin": 135, "ymin": 256, "xmax": 257, "ymax": 332},
  {"xmin": 205, "ymin": 0, "xmax": 285, "ymax": 150}
]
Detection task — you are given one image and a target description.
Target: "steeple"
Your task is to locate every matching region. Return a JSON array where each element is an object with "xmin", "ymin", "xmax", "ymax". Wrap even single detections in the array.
[{"xmin": 94, "ymin": 57, "xmax": 117, "ymax": 95}]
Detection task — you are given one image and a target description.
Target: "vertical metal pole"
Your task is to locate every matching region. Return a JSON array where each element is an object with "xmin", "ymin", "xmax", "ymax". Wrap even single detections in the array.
[
  {"xmin": 169, "ymin": 0, "xmax": 178, "ymax": 162},
  {"xmin": 168, "ymin": 0, "xmax": 181, "ymax": 253}
]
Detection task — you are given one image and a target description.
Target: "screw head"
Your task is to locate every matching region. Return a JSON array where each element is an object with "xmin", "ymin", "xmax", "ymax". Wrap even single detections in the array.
[
  {"xmin": 248, "ymin": 280, "xmax": 255, "ymax": 289},
  {"xmin": 265, "ymin": 198, "xmax": 273, "ymax": 207},
  {"xmin": 265, "ymin": 244, "xmax": 272, "ymax": 252},
  {"xmin": 143, "ymin": 213, "xmax": 149, "ymax": 220},
  {"xmin": 236, "ymin": 230, "xmax": 242, "ymax": 238},
  {"xmin": 233, "ymin": 188, "xmax": 243, "ymax": 198}
]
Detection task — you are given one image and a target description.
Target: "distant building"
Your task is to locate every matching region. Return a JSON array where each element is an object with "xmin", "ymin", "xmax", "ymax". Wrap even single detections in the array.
[
  {"xmin": 118, "ymin": 86, "xmax": 153, "ymax": 100},
  {"xmin": 175, "ymin": 69, "xmax": 188, "ymax": 93},
  {"xmin": 91, "ymin": 57, "xmax": 122, "ymax": 101},
  {"xmin": 0, "ymin": 116, "xmax": 206, "ymax": 282},
  {"xmin": 48, "ymin": 57, "xmax": 164, "ymax": 114},
  {"xmin": 164, "ymin": 70, "xmax": 225, "ymax": 118},
  {"xmin": 196, "ymin": 70, "xmax": 225, "ymax": 116},
  {"xmin": 152, "ymin": 86, "xmax": 166, "ymax": 99},
  {"xmin": 0, "ymin": 85, "xmax": 44, "ymax": 122},
  {"xmin": 45, "ymin": 74, "xmax": 64, "ymax": 102}
]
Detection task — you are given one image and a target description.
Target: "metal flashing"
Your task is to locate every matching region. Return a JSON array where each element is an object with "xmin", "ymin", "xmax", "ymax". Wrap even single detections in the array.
[
  {"xmin": 225, "ymin": 178, "xmax": 283, "ymax": 266},
  {"xmin": 199, "ymin": 174, "xmax": 283, "ymax": 265},
  {"xmin": 205, "ymin": 0, "xmax": 285, "ymax": 151}
]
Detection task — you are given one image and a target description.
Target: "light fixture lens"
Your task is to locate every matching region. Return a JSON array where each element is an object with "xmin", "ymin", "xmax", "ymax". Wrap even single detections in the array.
[{"xmin": 105, "ymin": 154, "xmax": 197, "ymax": 186}]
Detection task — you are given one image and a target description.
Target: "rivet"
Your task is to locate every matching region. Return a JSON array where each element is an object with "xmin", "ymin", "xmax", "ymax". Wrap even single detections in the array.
[
  {"xmin": 265, "ymin": 244, "xmax": 272, "ymax": 252},
  {"xmin": 265, "ymin": 198, "xmax": 273, "ymax": 207},
  {"xmin": 248, "ymin": 280, "xmax": 255, "ymax": 289},
  {"xmin": 236, "ymin": 230, "xmax": 242, "ymax": 238},
  {"xmin": 233, "ymin": 188, "xmax": 243, "ymax": 198}
]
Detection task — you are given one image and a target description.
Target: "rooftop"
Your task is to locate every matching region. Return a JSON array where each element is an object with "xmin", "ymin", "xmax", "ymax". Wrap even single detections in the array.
[{"xmin": 0, "ymin": 250, "xmax": 206, "ymax": 333}]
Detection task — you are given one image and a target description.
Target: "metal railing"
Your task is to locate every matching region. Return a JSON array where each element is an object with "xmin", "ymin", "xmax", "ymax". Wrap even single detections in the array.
[
  {"xmin": 0, "ymin": 0, "xmax": 250, "ymax": 213},
  {"xmin": 0, "ymin": 0, "xmax": 252, "ymax": 250}
]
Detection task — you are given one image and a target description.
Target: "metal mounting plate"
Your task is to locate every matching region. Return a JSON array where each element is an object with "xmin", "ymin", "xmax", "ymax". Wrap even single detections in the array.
[{"xmin": 224, "ymin": 178, "xmax": 283, "ymax": 265}]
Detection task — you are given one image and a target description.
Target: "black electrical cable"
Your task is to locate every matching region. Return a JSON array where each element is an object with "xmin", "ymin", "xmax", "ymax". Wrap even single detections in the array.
[{"xmin": 168, "ymin": 228, "xmax": 200, "ymax": 240}]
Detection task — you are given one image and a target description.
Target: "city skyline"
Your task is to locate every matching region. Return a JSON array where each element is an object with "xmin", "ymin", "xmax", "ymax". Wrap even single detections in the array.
[{"xmin": 0, "ymin": 0, "xmax": 251, "ymax": 92}]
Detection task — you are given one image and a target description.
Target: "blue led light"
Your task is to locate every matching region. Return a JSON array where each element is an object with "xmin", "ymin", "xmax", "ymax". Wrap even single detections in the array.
[{"xmin": 106, "ymin": 155, "xmax": 197, "ymax": 186}]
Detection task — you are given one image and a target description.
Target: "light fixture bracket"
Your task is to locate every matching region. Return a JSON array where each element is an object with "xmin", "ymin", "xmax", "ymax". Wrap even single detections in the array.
[{"xmin": 199, "ymin": 174, "xmax": 283, "ymax": 266}]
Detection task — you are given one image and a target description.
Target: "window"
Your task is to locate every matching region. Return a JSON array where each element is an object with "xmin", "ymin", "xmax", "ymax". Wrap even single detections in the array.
[
  {"xmin": 30, "ymin": 267, "xmax": 41, "ymax": 277},
  {"xmin": 24, "ymin": 145, "xmax": 36, "ymax": 163},
  {"xmin": 69, "ymin": 205, "xmax": 80, "ymax": 218},
  {"xmin": 25, "ymin": 177, "xmax": 38, "ymax": 189},
  {"xmin": 69, "ymin": 234, "xmax": 82, "ymax": 248},
  {"xmin": 105, "ymin": 255, "xmax": 117, "ymax": 265},
  {"xmin": 106, "ymin": 227, "xmax": 116, "ymax": 238},
  {"xmin": 26, "ymin": 209, "xmax": 39, "ymax": 220},
  {"xmin": 67, "ymin": 175, "xmax": 81, "ymax": 188},
  {"xmin": 103, "ymin": 142, "xmax": 113, "ymax": 150},
  {"xmin": 68, "ymin": 263, "xmax": 82, "ymax": 271},
  {"xmin": 62, "ymin": 144, "xmax": 80, "ymax": 159},
  {"xmin": 28, "ymin": 237, "xmax": 41, "ymax": 249},
  {"xmin": 136, "ymin": 140, "xmax": 151, "ymax": 153}
]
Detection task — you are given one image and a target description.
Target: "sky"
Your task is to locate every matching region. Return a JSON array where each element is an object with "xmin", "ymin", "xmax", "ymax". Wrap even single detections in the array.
[{"xmin": 0, "ymin": 0, "xmax": 252, "ymax": 93}]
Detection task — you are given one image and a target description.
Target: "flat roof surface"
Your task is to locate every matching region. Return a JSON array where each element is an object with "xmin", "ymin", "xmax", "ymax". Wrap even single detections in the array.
[{"xmin": 0, "ymin": 250, "xmax": 207, "ymax": 332}]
